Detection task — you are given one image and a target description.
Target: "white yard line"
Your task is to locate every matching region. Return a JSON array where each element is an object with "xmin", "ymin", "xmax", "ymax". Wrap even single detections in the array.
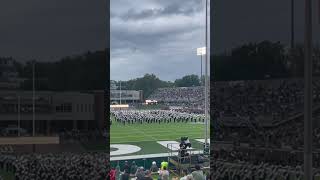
[{"xmin": 110, "ymin": 150, "xmax": 204, "ymax": 161}]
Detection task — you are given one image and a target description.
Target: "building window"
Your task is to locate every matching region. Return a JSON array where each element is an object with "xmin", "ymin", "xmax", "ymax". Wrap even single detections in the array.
[
  {"xmin": 56, "ymin": 105, "xmax": 63, "ymax": 113},
  {"xmin": 63, "ymin": 103, "xmax": 72, "ymax": 112},
  {"xmin": 56, "ymin": 103, "xmax": 72, "ymax": 113},
  {"xmin": 81, "ymin": 104, "xmax": 83, "ymax": 112}
]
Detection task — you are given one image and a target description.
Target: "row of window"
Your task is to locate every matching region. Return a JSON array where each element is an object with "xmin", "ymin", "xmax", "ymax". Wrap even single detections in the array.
[
  {"xmin": 76, "ymin": 104, "xmax": 94, "ymax": 113},
  {"xmin": 55, "ymin": 103, "xmax": 94, "ymax": 113},
  {"xmin": 55, "ymin": 103, "xmax": 72, "ymax": 113}
]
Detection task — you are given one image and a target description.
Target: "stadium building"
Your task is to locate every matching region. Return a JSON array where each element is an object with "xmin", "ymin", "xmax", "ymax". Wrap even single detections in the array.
[{"xmin": 0, "ymin": 90, "xmax": 105, "ymax": 135}]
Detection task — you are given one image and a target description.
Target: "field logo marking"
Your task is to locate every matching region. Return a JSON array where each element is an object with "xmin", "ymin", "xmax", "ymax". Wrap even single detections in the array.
[{"xmin": 110, "ymin": 144, "xmax": 141, "ymax": 156}]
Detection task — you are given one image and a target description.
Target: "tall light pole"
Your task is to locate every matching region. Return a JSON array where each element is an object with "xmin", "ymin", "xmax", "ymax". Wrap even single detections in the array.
[
  {"xmin": 304, "ymin": 0, "xmax": 312, "ymax": 178},
  {"xmin": 291, "ymin": 0, "xmax": 295, "ymax": 49},
  {"xmin": 32, "ymin": 61, "xmax": 35, "ymax": 137},
  {"xmin": 119, "ymin": 81, "xmax": 122, "ymax": 105},
  {"xmin": 197, "ymin": 47, "xmax": 205, "ymax": 86},
  {"xmin": 204, "ymin": 0, "xmax": 209, "ymax": 152},
  {"xmin": 18, "ymin": 94, "xmax": 20, "ymax": 137},
  {"xmin": 201, "ymin": 55, "xmax": 203, "ymax": 86}
]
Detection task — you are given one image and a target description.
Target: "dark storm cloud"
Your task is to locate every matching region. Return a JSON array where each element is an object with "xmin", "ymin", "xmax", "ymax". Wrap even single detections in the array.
[
  {"xmin": 111, "ymin": 0, "xmax": 207, "ymax": 81},
  {"xmin": 120, "ymin": 1, "xmax": 203, "ymax": 21},
  {"xmin": 0, "ymin": 0, "xmax": 107, "ymax": 62}
]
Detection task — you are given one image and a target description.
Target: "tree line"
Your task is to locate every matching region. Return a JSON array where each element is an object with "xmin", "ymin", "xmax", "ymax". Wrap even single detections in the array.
[
  {"xmin": 212, "ymin": 41, "xmax": 320, "ymax": 81},
  {"xmin": 114, "ymin": 74, "xmax": 202, "ymax": 98},
  {"xmin": 11, "ymin": 49, "xmax": 108, "ymax": 91}
]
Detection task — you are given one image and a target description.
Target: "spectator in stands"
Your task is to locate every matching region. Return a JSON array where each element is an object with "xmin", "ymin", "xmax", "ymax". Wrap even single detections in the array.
[
  {"xmin": 150, "ymin": 161, "xmax": 158, "ymax": 173},
  {"xmin": 135, "ymin": 167, "xmax": 145, "ymax": 180},
  {"xmin": 116, "ymin": 164, "xmax": 121, "ymax": 180},
  {"xmin": 123, "ymin": 161, "xmax": 130, "ymax": 173},
  {"xmin": 121, "ymin": 169, "xmax": 130, "ymax": 180},
  {"xmin": 110, "ymin": 167, "xmax": 116, "ymax": 180},
  {"xmin": 180, "ymin": 169, "xmax": 190, "ymax": 180},
  {"xmin": 161, "ymin": 160, "xmax": 168, "ymax": 170},
  {"xmin": 130, "ymin": 161, "xmax": 138, "ymax": 175},
  {"xmin": 159, "ymin": 166, "xmax": 169, "ymax": 180},
  {"xmin": 191, "ymin": 165, "xmax": 205, "ymax": 180},
  {"xmin": 143, "ymin": 170, "xmax": 153, "ymax": 180}
]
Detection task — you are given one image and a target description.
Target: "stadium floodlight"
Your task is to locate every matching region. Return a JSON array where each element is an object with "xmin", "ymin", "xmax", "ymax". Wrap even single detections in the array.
[
  {"xmin": 197, "ymin": 47, "xmax": 206, "ymax": 56},
  {"xmin": 197, "ymin": 47, "xmax": 206, "ymax": 86}
]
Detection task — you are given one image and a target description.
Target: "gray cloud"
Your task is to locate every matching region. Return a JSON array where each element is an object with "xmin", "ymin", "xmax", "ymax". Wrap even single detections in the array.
[
  {"xmin": 111, "ymin": 0, "xmax": 207, "ymax": 81},
  {"xmin": 119, "ymin": 1, "xmax": 203, "ymax": 21}
]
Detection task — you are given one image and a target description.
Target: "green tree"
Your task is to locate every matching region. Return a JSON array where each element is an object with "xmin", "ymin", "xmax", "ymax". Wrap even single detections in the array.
[{"xmin": 174, "ymin": 74, "xmax": 200, "ymax": 87}]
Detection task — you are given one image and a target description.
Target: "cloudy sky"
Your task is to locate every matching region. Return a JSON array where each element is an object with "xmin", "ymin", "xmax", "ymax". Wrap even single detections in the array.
[
  {"xmin": 0, "ymin": 0, "xmax": 107, "ymax": 62},
  {"xmin": 110, "ymin": 0, "xmax": 209, "ymax": 81},
  {"xmin": 111, "ymin": 0, "xmax": 320, "ymax": 81}
]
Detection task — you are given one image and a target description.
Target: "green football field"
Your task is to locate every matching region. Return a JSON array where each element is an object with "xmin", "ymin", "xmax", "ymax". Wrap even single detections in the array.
[
  {"xmin": 110, "ymin": 117, "xmax": 209, "ymax": 156},
  {"xmin": 111, "ymin": 121, "xmax": 205, "ymax": 143}
]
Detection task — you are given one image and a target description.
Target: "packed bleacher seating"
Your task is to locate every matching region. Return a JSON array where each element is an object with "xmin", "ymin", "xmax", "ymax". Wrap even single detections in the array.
[
  {"xmin": 59, "ymin": 129, "xmax": 108, "ymax": 144},
  {"xmin": 0, "ymin": 152, "xmax": 109, "ymax": 180},
  {"xmin": 110, "ymin": 160, "xmax": 209, "ymax": 180},
  {"xmin": 148, "ymin": 87, "xmax": 204, "ymax": 103}
]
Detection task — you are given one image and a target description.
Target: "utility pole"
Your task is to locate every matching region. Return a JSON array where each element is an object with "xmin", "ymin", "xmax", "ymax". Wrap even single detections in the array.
[
  {"xmin": 204, "ymin": 0, "xmax": 209, "ymax": 152},
  {"xmin": 18, "ymin": 94, "xmax": 20, "ymax": 137},
  {"xmin": 291, "ymin": 0, "xmax": 295, "ymax": 49},
  {"xmin": 304, "ymin": 0, "xmax": 312, "ymax": 179}
]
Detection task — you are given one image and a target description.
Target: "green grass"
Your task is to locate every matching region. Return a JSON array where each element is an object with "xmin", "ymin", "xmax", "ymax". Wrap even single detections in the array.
[
  {"xmin": 111, "ymin": 121, "xmax": 206, "ymax": 144},
  {"xmin": 110, "ymin": 117, "xmax": 209, "ymax": 155}
]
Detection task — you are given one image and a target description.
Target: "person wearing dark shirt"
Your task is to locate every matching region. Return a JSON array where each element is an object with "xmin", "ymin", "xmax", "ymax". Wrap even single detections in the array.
[
  {"xmin": 123, "ymin": 161, "xmax": 130, "ymax": 173},
  {"xmin": 150, "ymin": 161, "xmax": 158, "ymax": 173},
  {"xmin": 121, "ymin": 170, "xmax": 130, "ymax": 180},
  {"xmin": 136, "ymin": 167, "xmax": 145, "ymax": 180},
  {"xmin": 143, "ymin": 170, "xmax": 153, "ymax": 180}
]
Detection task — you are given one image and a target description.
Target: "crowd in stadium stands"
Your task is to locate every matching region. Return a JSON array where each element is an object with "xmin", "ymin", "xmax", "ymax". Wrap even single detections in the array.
[
  {"xmin": 59, "ymin": 129, "xmax": 108, "ymax": 144},
  {"xmin": 109, "ymin": 160, "xmax": 208, "ymax": 180},
  {"xmin": 0, "ymin": 153, "xmax": 109, "ymax": 180},
  {"xmin": 210, "ymin": 148, "xmax": 320, "ymax": 179},
  {"xmin": 111, "ymin": 110, "xmax": 204, "ymax": 125},
  {"xmin": 206, "ymin": 78, "xmax": 320, "ymax": 179},
  {"xmin": 147, "ymin": 78, "xmax": 320, "ymax": 124},
  {"xmin": 149, "ymin": 87, "xmax": 204, "ymax": 103}
]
